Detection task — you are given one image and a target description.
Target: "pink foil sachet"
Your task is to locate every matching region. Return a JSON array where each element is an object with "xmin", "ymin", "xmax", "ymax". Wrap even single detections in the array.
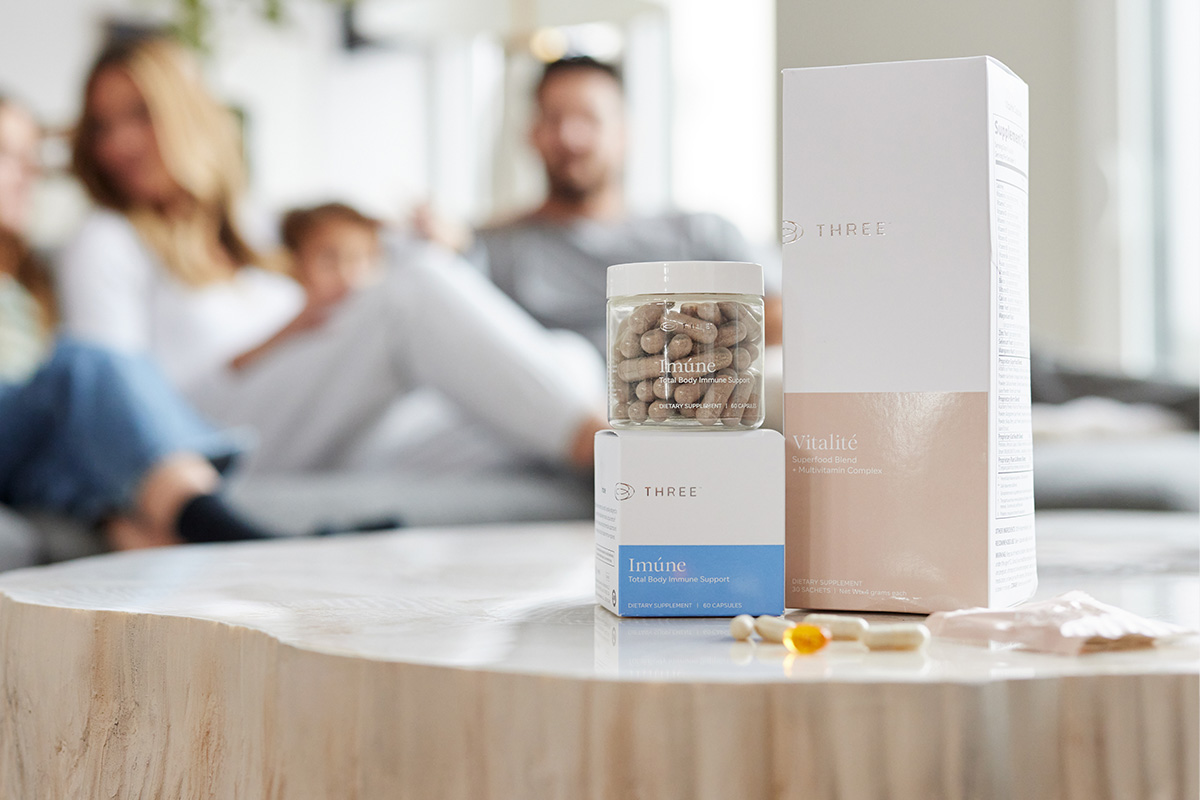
[{"xmin": 925, "ymin": 591, "xmax": 1195, "ymax": 655}]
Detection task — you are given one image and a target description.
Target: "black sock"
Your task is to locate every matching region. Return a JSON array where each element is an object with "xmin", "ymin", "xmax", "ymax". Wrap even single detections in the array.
[
  {"xmin": 175, "ymin": 494, "xmax": 275, "ymax": 543},
  {"xmin": 315, "ymin": 515, "xmax": 405, "ymax": 537}
]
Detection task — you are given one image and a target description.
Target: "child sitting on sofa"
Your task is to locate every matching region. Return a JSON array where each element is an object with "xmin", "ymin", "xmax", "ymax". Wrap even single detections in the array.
[{"xmin": 231, "ymin": 203, "xmax": 382, "ymax": 372}]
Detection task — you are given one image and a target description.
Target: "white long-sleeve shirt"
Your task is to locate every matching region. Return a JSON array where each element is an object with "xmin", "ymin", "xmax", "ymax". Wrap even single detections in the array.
[
  {"xmin": 57, "ymin": 210, "xmax": 602, "ymax": 471},
  {"xmin": 57, "ymin": 211, "xmax": 305, "ymax": 395}
]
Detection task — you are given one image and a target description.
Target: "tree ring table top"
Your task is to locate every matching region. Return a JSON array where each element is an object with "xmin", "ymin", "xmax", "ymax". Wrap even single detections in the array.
[{"xmin": 1, "ymin": 513, "xmax": 1195, "ymax": 800}]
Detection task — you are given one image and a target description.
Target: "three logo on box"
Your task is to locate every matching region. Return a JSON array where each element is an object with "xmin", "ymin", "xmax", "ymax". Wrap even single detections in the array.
[{"xmin": 614, "ymin": 482, "xmax": 701, "ymax": 501}]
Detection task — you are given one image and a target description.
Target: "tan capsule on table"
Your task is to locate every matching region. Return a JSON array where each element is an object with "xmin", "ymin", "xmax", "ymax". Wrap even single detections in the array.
[
  {"xmin": 652, "ymin": 377, "xmax": 674, "ymax": 401},
  {"xmin": 666, "ymin": 333, "xmax": 693, "ymax": 360},
  {"xmin": 754, "ymin": 615, "xmax": 797, "ymax": 644},
  {"xmin": 863, "ymin": 623, "xmax": 930, "ymax": 651},
  {"xmin": 803, "ymin": 613, "xmax": 870, "ymax": 641},
  {"xmin": 640, "ymin": 328, "xmax": 667, "ymax": 355},
  {"xmin": 697, "ymin": 370, "xmax": 737, "ymax": 425},
  {"xmin": 616, "ymin": 356, "xmax": 666, "ymax": 383},
  {"xmin": 635, "ymin": 380, "xmax": 656, "ymax": 403},
  {"xmin": 662, "ymin": 311, "xmax": 718, "ymax": 344},
  {"xmin": 696, "ymin": 302, "xmax": 723, "ymax": 324},
  {"xmin": 715, "ymin": 320, "xmax": 748, "ymax": 348},
  {"xmin": 729, "ymin": 614, "xmax": 757, "ymax": 641},
  {"xmin": 627, "ymin": 401, "xmax": 649, "ymax": 423}
]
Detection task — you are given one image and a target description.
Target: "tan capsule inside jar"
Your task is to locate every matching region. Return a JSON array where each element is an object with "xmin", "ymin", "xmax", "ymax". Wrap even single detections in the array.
[
  {"xmin": 607, "ymin": 261, "xmax": 766, "ymax": 430},
  {"xmin": 608, "ymin": 295, "xmax": 765, "ymax": 429}
]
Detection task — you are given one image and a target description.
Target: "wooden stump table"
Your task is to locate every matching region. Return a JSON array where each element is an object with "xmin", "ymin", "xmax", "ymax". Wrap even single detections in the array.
[{"xmin": 1, "ymin": 514, "xmax": 1196, "ymax": 799}]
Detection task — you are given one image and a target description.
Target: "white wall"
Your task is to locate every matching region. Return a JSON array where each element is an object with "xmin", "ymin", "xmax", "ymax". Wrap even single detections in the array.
[
  {"xmin": 1161, "ymin": 0, "xmax": 1200, "ymax": 377},
  {"xmin": 775, "ymin": 0, "xmax": 1132, "ymax": 369},
  {"xmin": 0, "ymin": 0, "xmax": 144, "ymax": 125},
  {"xmin": 666, "ymin": 0, "xmax": 775, "ymax": 248},
  {"xmin": 208, "ymin": 3, "xmax": 429, "ymax": 222},
  {"xmin": 0, "ymin": 0, "xmax": 157, "ymax": 246},
  {"xmin": 0, "ymin": 0, "xmax": 429, "ymax": 246}
]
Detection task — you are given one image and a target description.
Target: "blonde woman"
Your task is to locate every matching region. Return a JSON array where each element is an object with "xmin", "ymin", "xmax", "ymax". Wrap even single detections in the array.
[
  {"xmin": 0, "ymin": 93, "xmax": 277, "ymax": 550},
  {"xmin": 58, "ymin": 37, "xmax": 604, "ymax": 473}
]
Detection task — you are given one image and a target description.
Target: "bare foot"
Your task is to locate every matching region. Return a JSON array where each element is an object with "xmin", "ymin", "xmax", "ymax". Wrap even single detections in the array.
[{"xmin": 105, "ymin": 516, "xmax": 183, "ymax": 551}]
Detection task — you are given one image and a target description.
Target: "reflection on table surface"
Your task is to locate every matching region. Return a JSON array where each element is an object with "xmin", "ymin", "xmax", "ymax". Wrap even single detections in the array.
[{"xmin": 0, "ymin": 512, "xmax": 1194, "ymax": 684}]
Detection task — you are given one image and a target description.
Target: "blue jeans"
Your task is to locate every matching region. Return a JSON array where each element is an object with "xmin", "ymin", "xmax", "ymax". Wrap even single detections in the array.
[{"xmin": 0, "ymin": 340, "xmax": 245, "ymax": 521}]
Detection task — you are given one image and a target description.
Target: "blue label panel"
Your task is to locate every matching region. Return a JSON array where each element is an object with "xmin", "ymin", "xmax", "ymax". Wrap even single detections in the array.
[{"xmin": 619, "ymin": 545, "xmax": 784, "ymax": 617}]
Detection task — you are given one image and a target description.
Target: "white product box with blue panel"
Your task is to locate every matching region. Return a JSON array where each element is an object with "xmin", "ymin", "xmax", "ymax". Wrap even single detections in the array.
[{"xmin": 594, "ymin": 429, "xmax": 784, "ymax": 617}]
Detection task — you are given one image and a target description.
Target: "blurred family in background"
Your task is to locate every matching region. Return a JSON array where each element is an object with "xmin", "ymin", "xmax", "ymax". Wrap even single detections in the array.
[
  {"xmin": 4, "ymin": 33, "xmax": 752, "ymax": 551},
  {"xmin": 416, "ymin": 56, "xmax": 782, "ymax": 354},
  {"xmin": 1, "ymin": 23, "xmax": 1193, "ymax": 561},
  {"xmin": 1, "ymin": 88, "xmax": 277, "ymax": 549}
]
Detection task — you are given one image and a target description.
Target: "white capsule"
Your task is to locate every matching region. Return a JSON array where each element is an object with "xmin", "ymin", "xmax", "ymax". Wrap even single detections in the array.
[
  {"xmin": 729, "ymin": 614, "xmax": 757, "ymax": 641},
  {"xmin": 863, "ymin": 623, "xmax": 930, "ymax": 651},
  {"xmin": 802, "ymin": 613, "xmax": 869, "ymax": 641},
  {"xmin": 754, "ymin": 615, "xmax": 797, "ymax": 644}
]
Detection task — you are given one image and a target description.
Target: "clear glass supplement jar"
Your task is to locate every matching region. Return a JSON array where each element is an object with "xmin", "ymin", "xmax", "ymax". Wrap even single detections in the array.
[{"xmin": 607, "ymin": 261, "xmax": 765, "ymax": 429}]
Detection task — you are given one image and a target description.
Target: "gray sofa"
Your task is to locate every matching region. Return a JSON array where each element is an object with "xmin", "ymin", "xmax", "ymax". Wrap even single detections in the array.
[
  {"xmin": 0, "ymin": 467, "xmax": 592, "ymax": 572},
  {"xmin": 4, "ymin": 428, "xmax": 1194, "ymax": 573},
  {"xmin": 1034, "ymin": 431, "xmax": 1198, "ymax": 513},
  {"xmin": 3, "ymin": 356, "xmax": 1195, "ymax": 574}
]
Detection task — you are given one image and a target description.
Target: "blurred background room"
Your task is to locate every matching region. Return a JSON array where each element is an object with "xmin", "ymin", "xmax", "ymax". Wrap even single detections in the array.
[{"xmin": 0, "ymin": 0, "xmax": 1196, "ymax": 575}]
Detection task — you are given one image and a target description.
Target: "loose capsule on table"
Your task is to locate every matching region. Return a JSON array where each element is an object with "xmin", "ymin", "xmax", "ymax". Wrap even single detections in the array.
[
  {"xmin": 607, "ymin": 261, "xmax": 766, "ymax": 430},
  {"xmin": 754, "ymin": 615, "xmax": 796, "ymax": 643},
  {"xmin": 862, "ymin": 623, "xmax": 930, "ymax": 651},
  {"xmin": 729, "ymin": 614, "xmax": 757, "ymax": 641},
  {"xmin": 802, "ymin": 613, "xmax": 870, "ymax": 641},
  {"xmin": 782, "ymin": 623, "xmax": 831, "ymax": 655}
]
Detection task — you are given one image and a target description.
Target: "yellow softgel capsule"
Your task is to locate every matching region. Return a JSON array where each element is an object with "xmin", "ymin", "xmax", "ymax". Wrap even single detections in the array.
[{"xmin": 782, "ymin": 623, "xmax": 830, "ymax": 655}]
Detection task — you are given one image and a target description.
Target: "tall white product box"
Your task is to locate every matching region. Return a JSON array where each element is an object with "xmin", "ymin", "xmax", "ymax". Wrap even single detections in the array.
[
  {"xmin": 595, "ymin": 429, "xmax": 784, "ymax": 617},
  {"xmin": 781, "ymin": 56, "xmax": 1037, "ymax": 613}
]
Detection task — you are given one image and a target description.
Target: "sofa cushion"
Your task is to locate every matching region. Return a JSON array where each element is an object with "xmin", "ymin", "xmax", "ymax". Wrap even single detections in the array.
[
  {"xmin": 1033, "ymin": 432, "xmax": 1199, "ymax": 512},
  {"xmin": 0, "ymin": 506, "xmax": 40, "ymax": 571}
]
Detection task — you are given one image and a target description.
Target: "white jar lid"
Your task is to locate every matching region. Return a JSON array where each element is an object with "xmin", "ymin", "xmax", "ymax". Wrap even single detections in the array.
[{"xmin": 606, "ymin": 261, "xmax": 763, "ymax": 298}]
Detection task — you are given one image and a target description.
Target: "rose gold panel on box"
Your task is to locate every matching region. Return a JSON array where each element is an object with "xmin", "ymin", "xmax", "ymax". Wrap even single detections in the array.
[{"xmin": 785, "ymin": 391, "xmax": 989, "ymax": 613}]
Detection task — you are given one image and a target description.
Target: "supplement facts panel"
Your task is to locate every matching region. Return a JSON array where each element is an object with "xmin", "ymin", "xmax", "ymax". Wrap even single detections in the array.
[
  {"xmin": 992, "ymin": 111, "xmax": 1034, "ymax": 596},
  {"xmin": 994, "ymin": 122, "xmax": 1030, "ymax": 363}
]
